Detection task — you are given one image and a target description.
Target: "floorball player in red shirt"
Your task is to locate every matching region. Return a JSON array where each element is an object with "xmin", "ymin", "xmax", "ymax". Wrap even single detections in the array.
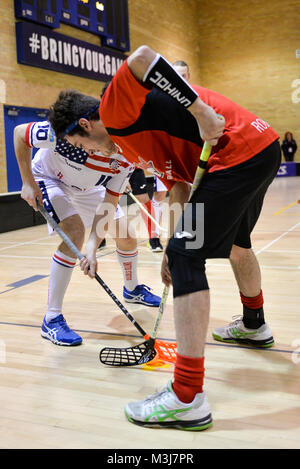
[{"xmin": 49, "ymin": 45, "xmax": 281, "ymax": 431}]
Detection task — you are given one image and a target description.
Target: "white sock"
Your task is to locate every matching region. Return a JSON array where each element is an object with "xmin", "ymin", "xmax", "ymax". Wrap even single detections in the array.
[
  {"xmin": 151, "ymin": 198, "xmax": 162, "ymax": 237},
  {"xmin": 46, "ymin": 250, "xmax": 76, "ymax": 322},
  {"xmin": 116, "ymin": 248, "xmax": 139, "ymax": 291}
]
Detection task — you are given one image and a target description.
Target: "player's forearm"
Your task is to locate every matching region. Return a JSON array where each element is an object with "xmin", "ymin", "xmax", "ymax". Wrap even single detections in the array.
[
  {"xmin": 161, "ymin": 181, "xmax": 190, "ymax": 285},
  {"xmin": 188, "ymin": 99, "xmax": 225, "ymax": 144},
  {"xmin": 168, "ymin": 181, "xmax": 191, "ymax": 236},
  {"xmin": 128, "ymin": 45, "xmax": 199, "ymax": 110},
  {"xmin": 127, "ymin": 45, "xmax": 157, "ymax": 81},
  {"xmin": 88, "ymin": 193, "xmax": 119, "ymax": 247},
  {"xmin": 169, "ymin": 181, "xmax": 191, "ymax": 208},
  {"xmin": 128, "ymin": 47, "xmax": 208, "ymax": 118},
  {"xmin": 88, "ymin": 214, "xmax": 110, "ymax": 248},
  {"xmin": 127, "ymin": 46, "xmax": 225, "ymax": 144},
  {"xmin": 14, "ymin": 125, "xmax": 35, "ymax": 184}
]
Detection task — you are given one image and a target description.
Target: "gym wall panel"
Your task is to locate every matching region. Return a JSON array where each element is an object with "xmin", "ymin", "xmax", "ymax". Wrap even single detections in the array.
[
  {"xmin": 0, "ymin": 0, "xmax": 202, "ymax": 193},
  {"xmin": 197, "ymin": 0, "xmax": 300, "ymax": 159}
]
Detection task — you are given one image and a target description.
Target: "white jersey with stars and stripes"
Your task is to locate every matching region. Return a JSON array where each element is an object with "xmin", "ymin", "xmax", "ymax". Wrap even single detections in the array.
[{"xmin": 26, "ymin": 121, "xmax": 134, "ymax": 195}]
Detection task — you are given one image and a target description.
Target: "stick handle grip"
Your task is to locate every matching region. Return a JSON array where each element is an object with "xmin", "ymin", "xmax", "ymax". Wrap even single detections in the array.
[{"xmin": 189, "ymin": 141, "xmax": 212, "ymax": 200}]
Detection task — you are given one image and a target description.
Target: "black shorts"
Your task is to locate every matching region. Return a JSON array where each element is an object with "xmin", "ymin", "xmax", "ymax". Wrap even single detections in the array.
[
  {"xmin": 129, "ymin": 169, "xmax": 148, "ymax": 195},
  {"xmin": 167, "ymin": 140, "xmax": 281, "ymax": 259}
]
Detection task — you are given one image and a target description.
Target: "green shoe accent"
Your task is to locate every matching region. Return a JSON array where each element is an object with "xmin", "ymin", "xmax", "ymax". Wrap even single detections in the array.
[
  {"xmin": 212, "ymin": 332, "xmax": 275, "ymax": 348},
  {"xmin": 212, "ymin": 333, "xmax": 236, "ymax": 344},
  {"xmin": 125, "ymin": 409, "xmax": 134, "ymax": 423},
  {"xmin": 125, "ymin": 408, "xmax": 212, "ymax": 431},
  {"xmin": 145, "ymin": 403, "xmax": 193, "ymax": 423},
  {"xmin": 231, "ymin": 327, "xmax": 257, "ymax": 339}
]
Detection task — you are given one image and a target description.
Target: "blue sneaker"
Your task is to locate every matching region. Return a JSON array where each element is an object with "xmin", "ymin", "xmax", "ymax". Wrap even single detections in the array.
[
  {"xmin": 123, "ymin": 284, "xmax": 161, "ymax": 307},
  {"xmin": 41, "ymin": 314, "xmax": 82, "ymax": 346}
]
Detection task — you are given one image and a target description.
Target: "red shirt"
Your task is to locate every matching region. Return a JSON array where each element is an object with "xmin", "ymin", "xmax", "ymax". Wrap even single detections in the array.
[{"xmin": 100, "ymin": 61, "xmax": 279, "ymax": 190}]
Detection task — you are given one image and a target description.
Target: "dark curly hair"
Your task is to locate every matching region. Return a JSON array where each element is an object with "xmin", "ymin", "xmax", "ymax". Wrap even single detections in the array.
[{"xmin": 48, "ymin": 90, "xmax": 100, "ymax": 139}]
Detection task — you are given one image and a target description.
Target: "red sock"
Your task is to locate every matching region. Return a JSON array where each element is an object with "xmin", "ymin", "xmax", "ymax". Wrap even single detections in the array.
[
  {"xmin": 240, "ymin": 290, "xmax": 264, "ymax": 309},
  {"xmin": 172, "ymin": 354, "xmax": 205, "ymax": 403}
]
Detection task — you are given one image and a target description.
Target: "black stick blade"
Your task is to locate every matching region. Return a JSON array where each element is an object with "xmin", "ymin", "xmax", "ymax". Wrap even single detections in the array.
[{"xmin": 99, "ymin": 339, "xmax": 156, "ymax": 366}]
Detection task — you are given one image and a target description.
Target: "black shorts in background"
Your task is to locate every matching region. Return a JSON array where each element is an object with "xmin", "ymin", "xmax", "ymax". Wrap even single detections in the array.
[
  {"xmin": 167, "ymin": 140, "xmax": 281, "ymax": 259},
  {"xmin": 129, "ymin": 168, "xmax": 148, "ymax": 195}
]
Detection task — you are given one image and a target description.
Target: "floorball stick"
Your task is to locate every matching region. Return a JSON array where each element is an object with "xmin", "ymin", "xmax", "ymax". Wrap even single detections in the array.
[
  {"xmin": 38, "ymin": 202, "xmax": 175, "ymax": 365},
  {"xmin": 99, "ymin": 141, "xmax": 213, "ymax": 366}
]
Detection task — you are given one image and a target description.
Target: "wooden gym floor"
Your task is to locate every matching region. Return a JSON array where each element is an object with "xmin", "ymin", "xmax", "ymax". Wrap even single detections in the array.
[{"xmin": 0, "ymin": 176, "xmax": 299, "ymax": 449}]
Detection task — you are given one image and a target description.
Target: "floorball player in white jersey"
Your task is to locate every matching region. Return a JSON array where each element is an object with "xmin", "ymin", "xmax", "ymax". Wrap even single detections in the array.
[{"xmin": 13, "ymin": 120, "xmax": 161, "ymax": 346}]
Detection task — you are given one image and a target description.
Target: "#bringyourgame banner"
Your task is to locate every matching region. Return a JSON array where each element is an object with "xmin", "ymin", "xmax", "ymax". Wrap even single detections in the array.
[{"xmin": 15, "ymin": 21, "xmax": 126, "ymax": 82}]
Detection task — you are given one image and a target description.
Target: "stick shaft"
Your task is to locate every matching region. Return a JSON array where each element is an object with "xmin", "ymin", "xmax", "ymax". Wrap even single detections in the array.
[
  {"xmin": 151, "ymin": 285, "xmax": 169, "ymax": 339},
  {"xmin": 126, "ymin": 190, "xmax": 168, "ymax": 233}
]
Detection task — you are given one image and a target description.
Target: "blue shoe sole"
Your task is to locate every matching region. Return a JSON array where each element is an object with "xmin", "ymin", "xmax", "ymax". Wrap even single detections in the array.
[
  {"xmin": 41, "ymin": 330, "xmax": 82, "ymax": 346},
  {"xmin": 124, "ymin": 298, "xmax": 160, "ymax": 307}
]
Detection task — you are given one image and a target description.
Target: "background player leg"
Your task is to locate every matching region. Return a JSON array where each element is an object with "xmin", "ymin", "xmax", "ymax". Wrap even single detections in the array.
[
  {"xmin": 230, "ymin": 245, "xmax": 261, "ymax": 297},
  {"xmin": 129, "ymin": 169, "xmax": 163, "ymax": 251},
  {"xmin": 42, "ymin": 214, "xmax": 84, "ymax": 346},
  {"xmin": 150, "ymin": 187, "xmax": 167, "ymax": 252}
]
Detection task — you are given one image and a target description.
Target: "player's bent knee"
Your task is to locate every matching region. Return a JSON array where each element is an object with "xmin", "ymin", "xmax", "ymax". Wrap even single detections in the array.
[
  {"xmin": 112, "ymin": 217, "xmax": 137, "ymax": 247},
  {"xmin": 136, "ymin": 193, "xmax": 150, "ymax": 204},
  {"xmin": 153, "ymin": 191, "xmax": 167, "ymax": 202},
  {"xmin": 166, "ymin": 246, "xmax": 209, "ymax": 298},
  {"xmin": 230, "ymin": 244, "xmax": 253, "ymax": 262},
  {"xmin": 116, "ymin": 235, "xmax": 137, "ymax": 251}
]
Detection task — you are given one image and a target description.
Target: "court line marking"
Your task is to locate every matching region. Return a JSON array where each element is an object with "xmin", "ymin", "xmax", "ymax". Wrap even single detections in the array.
[
  {"xmin": 254, "ymin": 220, "xmax": 300, "ymax": 256},
  {"xmin": 0, "ymin": 255, "xmax": 299, "ymax": 272},
  {"xmin": 0, "ymin": 255, "xmax": 52, "ymax": 260},
  {"xmin": 0, "ymin": 240, "xmax": 148, "ymax": 262},
  {"xmin": 252, "ymin": 229, "xmax": 300, "ymax": 233},
  {"xmin": 0, "ymin": 275, "xmax": 48, "ymax": 295},
  {"xmin": 0, "ymin": 241, "xmax": 58, "ymax": 245},
  {"xmin": 263, "ymin": 249, "xmax": 300, "ymax": 254},
  {"xmin": 0, "ymin": 320, "xmax": 294, "ymax": 355},
  {"xmin": 274, "ymin": 201, "xmax": 299, "ymax": 215},
  {"xmin": 0, "ymin": 236, "xmax": 51, "ymax": 252},
  {"xmin": 207, "ymin": 263, "xmax": 300, "ymax": 271}
]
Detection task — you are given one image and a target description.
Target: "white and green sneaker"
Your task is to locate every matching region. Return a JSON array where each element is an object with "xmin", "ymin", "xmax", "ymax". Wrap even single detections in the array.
[
  {"xmin": 125, "ymin": 380, "xmax": 212, "ymax": 431},
  {"xmin": 212, "ymin": 316, "xmax": 274, "ymax": 348}
]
